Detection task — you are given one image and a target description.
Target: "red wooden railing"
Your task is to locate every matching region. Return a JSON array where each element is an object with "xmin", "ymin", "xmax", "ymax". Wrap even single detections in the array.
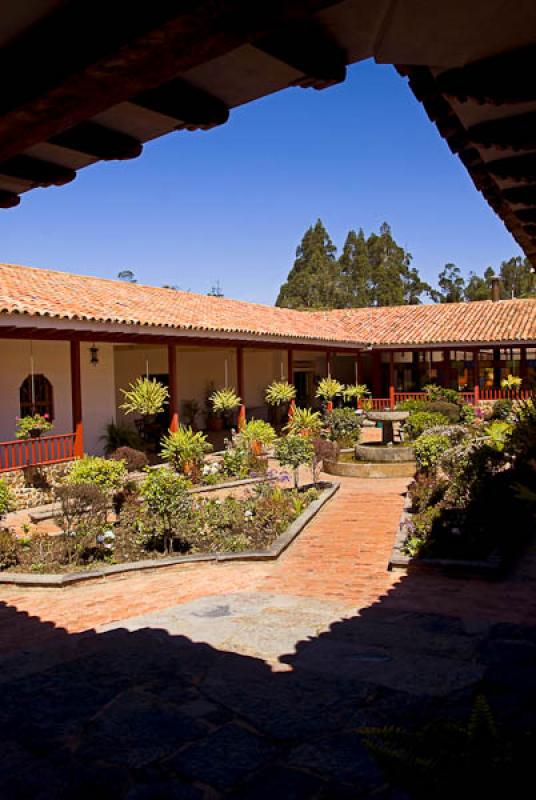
[
  {"xmin": 0, "ymin": 432, "xmax": 77, "ymax": 473},
  {"xmin": 479, "ymin": 389, "xmax": 533, "ymax": 401},
  {"xmin": 366, "ymin": 389, "xmax": 534, "ymax": 410}
]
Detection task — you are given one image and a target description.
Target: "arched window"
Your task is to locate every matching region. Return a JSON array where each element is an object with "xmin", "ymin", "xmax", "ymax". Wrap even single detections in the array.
[{"xmin": 20, "ymin": 374, "xmax": 54, "ymax": 420}]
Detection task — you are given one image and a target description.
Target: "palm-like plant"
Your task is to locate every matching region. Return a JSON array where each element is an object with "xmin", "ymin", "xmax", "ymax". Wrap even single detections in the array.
[
  {"xmin": 343, "ymin": 383, "xmax": 369, "ymax": 403},
  {"xmin": 315, "ymin": 377, "xmax": 344, "ymax": 402},
  {"xmin": 501, "ymin": 374, "xmax": 522, "ymax": 391},
  {"xmin": 265, "ymin": 381, "xmax": 296, "ymax": 406},
  {"xmin": 284, "ymin": 407, "xmax": 323, "ymax": 437},
  {"xmin": 120, "ymin": 377, "xmax": 169, "ymax": 417},
  {"xmin": 210, "ymin": 387, "xmax": 241, "ymax": 414},
  {"xmin": 235, "ymin": 419, "xmax": 276, "ymax": 454},
  {"xmin": 160, "ymin": 425, "xmax": 212, "ymax": 476}
]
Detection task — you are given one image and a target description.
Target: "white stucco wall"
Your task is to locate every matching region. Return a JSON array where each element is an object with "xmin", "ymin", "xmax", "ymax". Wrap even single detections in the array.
[{"xmin": 0, "ymin": 339, "xmax": 116, "ymax": 455}]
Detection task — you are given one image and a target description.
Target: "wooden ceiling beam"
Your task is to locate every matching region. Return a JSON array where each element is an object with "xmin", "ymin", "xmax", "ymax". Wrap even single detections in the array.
[
  {"xmin": 49, "ymin": 122, "xmax": 142, "ymax": 161},
  {"xmin": 502, "ymin": 185, "xmax": 536, "ymax": 205},
  {"xmin": 0, "ymin": 155, "xmax": 75, "ymax": 187},
  {"xmin": 514, "ymin": 208, "xmax": 536, "ymax": 224},
  {"xmin": 485, "ymin": 153, "xmax": 536, "ymax": 182},
  {"xmin": 468, "ymin": 110, "xmax": 536, "ymax": 152},
  {"xmin": 436, "ymin": 45, "xmax": 536, "ymax": 105},
  {"xmin": 0, "ymin": 190, "xmax": 20, "ymax": 209},
  {"xmin": 132, "ymin": 79, "xmax": 229, "ymax": 131},
  {"xmin": 255, "ymin": 19, "xmax": 346, "ymax": 89}
]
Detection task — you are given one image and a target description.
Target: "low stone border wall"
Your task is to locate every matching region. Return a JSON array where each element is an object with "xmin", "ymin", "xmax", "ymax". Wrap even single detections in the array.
[
  {"xmin": 388, "ymin": 493, "xmax": 503, "ymax": 577},
  {"xmin": 0, "ymin": 482, "xmax": 339, "ymax": 588},
  {"xmin": 324, "ymin": 459, "xmax": 415, "ymax": 479}
]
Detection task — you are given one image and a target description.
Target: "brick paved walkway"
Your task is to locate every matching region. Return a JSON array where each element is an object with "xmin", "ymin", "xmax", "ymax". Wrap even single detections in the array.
[{"xmin": 1, "ymin": 474, "xmax": 535, "ymax": 798}]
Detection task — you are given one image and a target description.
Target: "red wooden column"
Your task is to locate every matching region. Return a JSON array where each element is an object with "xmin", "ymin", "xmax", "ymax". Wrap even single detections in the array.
[
  {"xmin": 389, "ymin": 351, "xmax": 395, "ymax": 409},
  {"xmin": 168, "ymin": 344, "xmax": 179, "ymax": 432},
  {"xmin": 326, "ymin": 349, "xmax": 332, "ymax": 377},
  {"xmin": 473, "ymin": 347, "xmax": 480, "ymax": 405},
  {"xmin": 520, "ymin": 345, "xmax": 528, "ymax": 387},
  {"xmin": 70, "ymin": 339, "xmax": 84, "ymax": 458},
  {"xmin": 236, "ymin": 345, "xmax": 246, "ymax": 429},
  {"xmin": 443, "ymin": 349, "xmax": 451, "ymax": 389}
]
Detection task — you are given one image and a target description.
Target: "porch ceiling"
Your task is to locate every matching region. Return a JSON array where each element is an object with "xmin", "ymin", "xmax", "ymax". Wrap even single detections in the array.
[{"xmin": 1, "ymin": 2, "xmax": 536, "ymax": 265}]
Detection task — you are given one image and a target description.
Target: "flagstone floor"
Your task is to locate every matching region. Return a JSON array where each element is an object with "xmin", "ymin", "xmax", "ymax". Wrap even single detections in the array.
[{"xmin": 0, "ymin": 467, "xmax": 535, "ymax": 798}]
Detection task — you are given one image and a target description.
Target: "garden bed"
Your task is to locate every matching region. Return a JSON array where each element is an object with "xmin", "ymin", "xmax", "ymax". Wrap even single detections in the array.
[
  {"xmin": 388, "ymin": 493, "xmax": 507, "ymax": 577},
  {"xmin": 0, "ymin": 482, "xmax": 339, "ymax": 587}
]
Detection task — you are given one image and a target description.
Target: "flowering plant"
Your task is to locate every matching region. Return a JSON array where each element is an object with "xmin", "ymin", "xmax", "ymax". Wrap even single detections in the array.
[{"xmin": 15, "ymin": 413, "xmax": 53, "ymax": 439}]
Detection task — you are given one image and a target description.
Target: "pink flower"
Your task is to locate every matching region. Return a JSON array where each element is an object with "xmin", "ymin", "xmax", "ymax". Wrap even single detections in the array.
[{"xmin": 43, "ymin": 414, "xmax": 49, "ymax": 420}]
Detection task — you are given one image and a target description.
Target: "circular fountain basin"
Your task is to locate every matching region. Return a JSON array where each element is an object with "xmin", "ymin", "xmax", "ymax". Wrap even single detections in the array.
[{"xmin": 354, "ymin": 442, "xmax": 414, "ymax": 463}]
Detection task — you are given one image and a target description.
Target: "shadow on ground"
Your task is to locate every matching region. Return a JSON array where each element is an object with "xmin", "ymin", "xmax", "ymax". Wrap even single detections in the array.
[{"xmin": 1, "ymin": 557, "xmax": 536, "ymax": 799}]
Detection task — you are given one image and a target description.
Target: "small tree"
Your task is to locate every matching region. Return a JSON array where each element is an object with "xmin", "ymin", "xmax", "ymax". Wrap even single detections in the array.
[
  {"xmin": 274, "ymin": 435, "xmax": 314, "ymax": 489},
  {"xmin": 140, "ymin": 468, "xmax": 193, "ymax": 554}
]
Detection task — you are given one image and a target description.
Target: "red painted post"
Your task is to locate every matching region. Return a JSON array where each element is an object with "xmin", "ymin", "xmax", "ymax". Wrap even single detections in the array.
[
  {"xmin": 168, "ymin": 344, "xmax": 179, "ymax": 432},
  {"xmin": 389, "ymin": 352, "xmax": 395, "ymax": 409},
  {"xmin": 287, "ymin": 348, "xmax": 293, "ymax": 383},
  {"xmin": 473, "ymin": 347, "xmax": 480, "ymax": 406},
  {"xmin": 70, "ymin": 339, "xmax": 84, "ymax": 458},
  {"xmin": 237, "ymin": 345, "xmax": 246, "ymax": 429},
  {"xmin": 326, "ymin": 350, "xmax": 332, "ymax": 378}
]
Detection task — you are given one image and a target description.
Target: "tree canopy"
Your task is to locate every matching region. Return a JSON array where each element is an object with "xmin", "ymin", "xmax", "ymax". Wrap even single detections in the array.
[{"xmin": 276, "ymin": 219, "xmax": 535, "ymax": 309}]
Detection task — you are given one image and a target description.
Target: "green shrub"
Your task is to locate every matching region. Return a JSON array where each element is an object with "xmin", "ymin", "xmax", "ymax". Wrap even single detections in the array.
[
  {"xmin": 492, "ymin": 399, "xmax": 514, "ymax": 420},
  {"xmin": 210, "ymin": 387, "xmax": 241, "ymax": 413},
  {"xmin": 222, "ymin": 447, "xmax": 251, "ymax": 479},
  {"xmin": 66, "ymin": 456, "xmax": 127, "ymax": 493},
  {"xmin": 54, "ymin": 483, "xmax": 108, "ymax": 564},
  {"xmin": 413, "ymin": 433, "xmax": 451, "ymax": 472},
  {"xmin": 0, "ymin": 479, "xmax": 14, "ymax": 518},
  {"xmin": 274, "ymin": 435, "xmax": 315, "ymax": 488},
  {"xmin": 140, "ymin": 468, "xmax": 193, "ymax": 554},
  {"xmin": 324, "ymin": 407, "xmax": 362, "ymax": 446},
  {"xmin": 160, "ymin": 426, "xmax": 212, "ymax": 477},
  {"xmin": 315, "ymin": 377, "xmax": 344, "ymax": 402},
  {"xmin": 426, "ymin": 401, "xmax": 461, "ymax": 423},
  {"xmin": 403, "ymin": 411, "xmax": 449, "ymax": 441},
  {"xmin": 423, "ymin": 384, "xmax": 462, "ymax": 405},
  {"xmin": 101, "ymin": 422, "xmax": 142, "ymax": 455},
  {"xmin": 396, "ymin": 399, "xmax": 429, "ymax": 413},
  {"xmin": 407, "ymin": 473, "xmax": 448, "ymax": 514},
  {"xmin": 459, "ymin": 403, "xmax": 476, "ymax": 424},
  {"xmin": 109, "ymin": 447, "xmax": 148, "ymax": 473}
]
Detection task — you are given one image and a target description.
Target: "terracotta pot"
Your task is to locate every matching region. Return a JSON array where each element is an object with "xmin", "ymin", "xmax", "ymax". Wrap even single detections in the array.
[{"xmin": 251, "ymin": 440, "xmax": 263, "ymax": 457}]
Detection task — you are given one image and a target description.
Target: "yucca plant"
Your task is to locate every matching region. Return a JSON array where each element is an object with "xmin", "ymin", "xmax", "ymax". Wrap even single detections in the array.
[
  {"xmin": 343, "ymin": 383, "xmax": 369, "ymax": 403},
  {"xmin": 265, "ymin": 380, "xmax": 296, "ymax": 406},
  {"xmin": 315, "ymin": 377, "xmax": 344, "ymax": 402},
  {"xmin": 160, "ymin": 425, "xmax": 212, "ymax": 477},
  {"xmin": 501, "ymin": 374, "xmax": 522, "ymax": 391},
  {"xmin": 284, "ymin": 407, "xmax": 323, "ymax": 437},
  {"xmin": 235, "ymin": 419, "xmax": 276, "ymax": 455},
  {"xmin": 210, "ymin": 387, "xmax": 241, "ymax": 414},
  {"xmin": 120, "ymin": 377, "xmax": 169, "ymax": 417}
]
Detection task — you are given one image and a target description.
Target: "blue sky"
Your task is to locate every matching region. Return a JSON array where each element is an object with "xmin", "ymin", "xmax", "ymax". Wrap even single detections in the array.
[{"xmin": 0, "ymin": 59, "xmax": 521, "ymax": 304}]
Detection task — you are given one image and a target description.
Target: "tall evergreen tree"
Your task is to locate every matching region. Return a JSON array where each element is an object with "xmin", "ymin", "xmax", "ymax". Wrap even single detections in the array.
[
  {"xmin": 276, "ymin": 219, "xmax": 338, "ymax": 309},
  {"xmin": 367, "ymin": 222, "xmax": 409, "ymax": 306},
  {"xmin": 337, "ymin": 228, "xmax": 373, "ymax": 307},
  {"xmin": 464, "ymin": 267, "xmax": 494, "ymax": 301}
]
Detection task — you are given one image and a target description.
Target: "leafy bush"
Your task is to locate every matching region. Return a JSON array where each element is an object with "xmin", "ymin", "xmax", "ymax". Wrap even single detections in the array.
[
  {"xmin": 54, "ymin": 483, "xmax": 108, "ymax": 564},
  {"xmin": 413, "ymin": 433, "xmax": 451, "ymax": 472},
  {"xmin": 66, "ymin": 456, "xmax": 127, "ymax": 493},
  {"xmin": 15, "ymin": 413, "xmax": 53, "ymax": 439},
  {"xmin": 324, "ymin": 407, "xmax": 362, "ymax": 446},
  {"xmin": 460, "ymin": 403, "xmax": 476, "ymax": 424},
  {"xmin": 342, "ymin": 383, "xmax": 369, "ymax": 404},
  {"xmin": 160, "ymin": 426, "xmax": 212, "ymax": 478},
  {"xmin": 284, "ymin": 407, "xmax": 323, "ymax": 437},
  {"xmin": 210, "ymin": 387, "xmax": 241, "ymax": 413},
  {"xmin": 426, "ymin": 401, "xmax": 461, "ymax": 423},
  {"xmin": 235, "ymin": 419, "xmax": 276, "ymax": 454},
  {"xmin": 0, "ymin": 529, "xmax": 19, "ymax": 570},
  {"xmin": 109, "ymin": 447, "xmax": 148, "ymax": 473},
  {"xmin": 407, "ymin": 473, "xmax": 448, "ymax": 514},
  {"xmin": 274, "ymin": 435, "xmax": 315, "ymax": 488},
  {"xmin": 120, "ymin": 377, "xmax": 169, "ymax": 416},
  {"xmin": 396, "ymin": 399, "xmax": 428, "ymax": 413},
  {"xmin": 423, "ymin": 384, "xmax": 462, "ymax": 405},
  {"xmin": 140, "ymin": 468, "xmax": 193, "ymax": 554},
  {"xmin": 508, "ymin": 399, "xmax": 536, "ymax": 462},
  {"xmin": 265, "ymin": 381, "xmax": 296, "ymax": 406},
  {"xmin": 101, "ymin": 422, "xmax": 142, "ymax": 455},
  {"xmin": 491, "ymin": 399, "xmax": 514, "ymax": 420},
  {"xmin": 315, "ymin": 377, "xmax": 344, "ymax": 402},
  {"xmin": 222, "ymin": 447, "xmax": 251, "ymax": 479},
  {"xmin": 403, "ymin": 411, "xmax": 449, "ymax": 440},
  {"xmin": 0, "ymin": 479, "xmax": 14, "ymax": 518}
]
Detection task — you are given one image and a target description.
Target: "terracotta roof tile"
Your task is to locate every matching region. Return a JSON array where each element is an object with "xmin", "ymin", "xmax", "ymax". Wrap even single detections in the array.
[{"xmin": 0, "ymin": 263, "xmax": 535, "ymax": 347}]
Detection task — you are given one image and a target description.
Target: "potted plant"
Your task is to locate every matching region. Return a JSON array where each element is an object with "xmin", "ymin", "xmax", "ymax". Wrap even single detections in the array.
[
  {"xmin": 342, "ymin": 383, "xmax": 369, "ymax": 409},
  {"xmin": 284, "ymin": 407, "xmax": 323, "ymax": 438},
  {"xmin": 160, "ymin": 425, "xmax": 213, "ymax": 480},
  {"xmin": 15, "ymin": 413, "xmax": 54, "ymax": 439},
  {"xmin": 265, "ymin": 380, "xmax": 296, "ymax": 426},
  {"xmin": 210, "ymin": 387, "xmax": 242, "ymax": 430},
  {"xmin": 235, "ymin": 419, "xmax": 276, "ymax": 457},
  {"xmin": 315, "ymin": 377, "xmax": 344, "ymax": 412},
  {"xmin": 119, "ymin": 377, "xmax": 169, "ymax": 422}
]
